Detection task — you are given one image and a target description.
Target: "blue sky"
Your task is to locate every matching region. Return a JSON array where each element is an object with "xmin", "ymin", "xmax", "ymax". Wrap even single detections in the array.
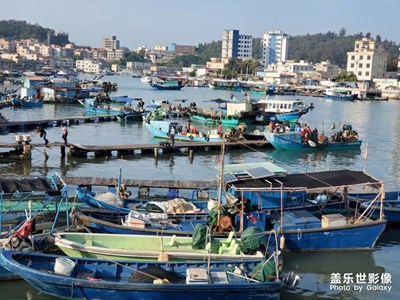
[{"xmin": 2, "ymin": 0, "xmax": 399, "ymax": 49}]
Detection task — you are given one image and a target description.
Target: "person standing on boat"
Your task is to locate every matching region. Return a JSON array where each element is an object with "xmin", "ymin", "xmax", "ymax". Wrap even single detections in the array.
[
  {"xmin": 36, "ymin": 127, "xmax": 49, "ymax": 145},
  {"xmin": 170, "ymin": 126, "xmax": 175, "ymax": 145},
  {"xmin": 217, "ymin": 122, "xmax": 223, "ymax": 137},
  {"xmin": 61, "ymin": 125, "xmax": 68, "ymax": 144}
]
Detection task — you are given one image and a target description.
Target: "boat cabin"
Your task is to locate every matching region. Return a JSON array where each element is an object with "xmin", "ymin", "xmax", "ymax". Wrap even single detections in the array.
[{"xmin": 256, "ymin": 98, "xmax": 306, "ymax": 113}]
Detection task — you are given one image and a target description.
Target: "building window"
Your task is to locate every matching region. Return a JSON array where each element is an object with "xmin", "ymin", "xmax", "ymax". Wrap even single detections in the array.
[
  {"xmin": 350, "ymin": 63, "xmax": 354, "ymax": 68},
  {"xmin": 367, "ymin": 55, "xmax": 371, "ymax": 60},
  {"xmin": 366, "ymin": 63, "xmax": 370, "ymax": 68},
  {"xmin": 366, "ymin": 71, "xmax": 370, "ymax": 76},
  {"xmin": 358, "ymin": 71, "xmax": 362, "ymax": 76},
  {"xmin": 359, "ymin": 55, "xmax": 363, "ymax": 60},
  {"xmin": 359, "ymin": 63, "xmax": 362, "ymax": 68},
  {"xmin": 351, "ymin": 55, "xmax": 355, "ymax": 60}
]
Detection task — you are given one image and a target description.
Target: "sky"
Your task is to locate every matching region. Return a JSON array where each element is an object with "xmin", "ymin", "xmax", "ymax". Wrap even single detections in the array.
[{"xmin": 1, "ymin": 0, "xmax": 399, "ymax": 50}]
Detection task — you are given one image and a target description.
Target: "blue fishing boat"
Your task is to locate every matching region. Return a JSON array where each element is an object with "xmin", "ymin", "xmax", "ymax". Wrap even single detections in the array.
[
  {"xmin": 220, "ymin": 164, "xmax": 386, "ymax": 251},
  {"xmin": 72, "ymin": 207, "xmax": 208, "ymax": 236},
  {"xmin": 264, "ymin": 123, "xmax": 362, "ymax": 150},
  {"xmin": 0, "ymin": 251, "xmax": 283, "ymax": 300},
  {"xmin": 144, "ymin": 120, "xmax": 223, "ymax": 142},
  {"xmin": 10, "ymin": 97, "xmax": 43, "ymax": 107},
  {"xmin": 324, "ymin": 88, "xmax": 355, "ymax": 101},
  {"xmin": 0, "ymin": 172, "xmax": 70, "ymax": 280},
  {"xmin": 349, "ymin": 190, "xmax": 400, "ymax": 223},
  {"xmin": 151, "ymin": 80, "xmax": 185, "ymax": 90},
  {"xmin": 78, "ymin": 97, "xmax": 149, "ymax": 120}
]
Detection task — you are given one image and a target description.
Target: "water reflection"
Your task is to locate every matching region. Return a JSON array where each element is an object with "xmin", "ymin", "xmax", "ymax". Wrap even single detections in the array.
[{"xmin": 282, "ymin": 251, "xmax": 385, "ymax": 300}]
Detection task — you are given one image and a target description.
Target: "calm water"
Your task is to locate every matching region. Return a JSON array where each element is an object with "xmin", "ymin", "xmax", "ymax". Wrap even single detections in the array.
[{"xmin": 1, "ymin": 76, "xmax": 400, "ymax": 299}]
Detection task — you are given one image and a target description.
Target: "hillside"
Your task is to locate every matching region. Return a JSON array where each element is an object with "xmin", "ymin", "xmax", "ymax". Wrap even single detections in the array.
[{"xmin": 0, "ymin": 20, "xmax": 54, "ymax": 42}]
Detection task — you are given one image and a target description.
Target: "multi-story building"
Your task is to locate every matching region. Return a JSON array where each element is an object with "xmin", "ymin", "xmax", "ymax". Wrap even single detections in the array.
[
  {"xmin": 261, "ymin": 30, "xmax": 288, "ymax": 68},
  {"xmin": 346, "ymin": 38, "xmax": 387, "ymax": 81},
  {"xmin": 47, "ymin": 32, "xmax": 69, "ymax": 47},
  {"xmin": 102, "ymin": 36, "xmax": 120, "ymax": 51},
  {"xmin": 170, "ymin": 43, "xmax": 196, "ymax": 55},
  {"xmin": 221, "ymin": 29, "xmax": 253, "ymax": 60},
  {"xmin": 75, "ymin": 59, "xmax": 101, "ymax": 74}
]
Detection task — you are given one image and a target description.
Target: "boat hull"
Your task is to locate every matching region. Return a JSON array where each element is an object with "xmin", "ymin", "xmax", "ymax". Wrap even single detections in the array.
[
  {"xmin": 144, "ymin": 121, "xmax": 223, "ymax": 142},
  {"xmin": 265, "ymin": 132, "xmax": 362, "ymax": 150},
  {"xmin": 0, "ymin": 251, "xmax": 281, "ymax": 300},
  {"xmin": 279, "ymin": 220, "xmax": 386, "ymax": 251}
]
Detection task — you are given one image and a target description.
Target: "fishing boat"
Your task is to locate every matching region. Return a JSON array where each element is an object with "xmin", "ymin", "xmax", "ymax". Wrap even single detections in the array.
[
  {"xmin": 190, "ymin": 98, "xmax": 252, "ymax": 126},
  {"xmin": 144, "ymin": 120, "xmax": 223, "ymax": 142},
  {"xmin": 53, "ymin": 228, "xmax": 270, "ymax": 261},
  {"xmin": 71, "ymin": 207, "xmax": 208, "ymax": 236},
  {"xmin": 0, "ymin": 251, "xmax": 283, "ymax": 300},
  {"xmin": 324, "ymin": 88, "xmax": 356, "ymax": 101},
  {"xmin": 78, "ymin": 97, "xmax": 149, "ymax": 120},
  {"xmin": 221, "ymin": 165, "xmax": 387, "ymax": 251},
  {"xmin": 0, "ymin": 172, "xmax": 70, "ymax": 280},
  {"xmin": 75, "ymin": 186, "xmax": 209, "ymax": 213},
  {"xmin": 151, "ymin": 80, "xmax": 185, "ymax": 90},
  {"xmin": 254, "ymin": 98, "xmax": 309, "ymax": 124},
  {"xmin": 10, "ymin": 97, "xmax": 43, "ymax": 108},
  {"xmin": 264, "ymin": 123, "xmax": 362, "ymax": 150},
  {"xmin": 349, "ymin": 190, "xmax": 400, "ymax": 223}
]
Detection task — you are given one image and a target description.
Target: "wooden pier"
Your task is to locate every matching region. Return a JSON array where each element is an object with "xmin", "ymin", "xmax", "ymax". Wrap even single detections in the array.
[
  {"xmin": 0, "ymin": 139, "xmax": 271, "ymax": 160},
  {"xmin": 63, "ymin": 177, "xmax": 217, "ymax": 189},
  {"xmin": 0, "ymin": 115, "xmax": 119, "ymax": 132}
]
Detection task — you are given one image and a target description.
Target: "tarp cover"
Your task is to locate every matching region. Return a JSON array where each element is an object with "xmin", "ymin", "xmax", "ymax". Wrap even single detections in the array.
[
  {"xmin": 239, "ymin": 226, "xmax": 264, "ymax": 254},
  {"xmin": 0, "ymin": 178, "xmax": 56, "ymax": 194}
]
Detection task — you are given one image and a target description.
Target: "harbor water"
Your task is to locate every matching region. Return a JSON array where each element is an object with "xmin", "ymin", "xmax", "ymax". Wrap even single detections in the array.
[{"xmin": 1, "ymin": 76, "xmax": 400, "ymax": 299}]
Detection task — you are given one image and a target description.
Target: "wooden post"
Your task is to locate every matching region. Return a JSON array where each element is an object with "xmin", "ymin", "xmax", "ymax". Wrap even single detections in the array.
[
  {"xmin": 60, "ymin": 145, "xmax": 66, "ymax": 158},
  {"xmin": 189, "ymin": 149, "xmax": 194, "ymax": 159},
  {"xmin": 23, "ymin": 145, "xmax": 32, "ymax": 160},
  {"xmin": 154, "ymin": 148, "xmax": 158, "ymax": 157}
]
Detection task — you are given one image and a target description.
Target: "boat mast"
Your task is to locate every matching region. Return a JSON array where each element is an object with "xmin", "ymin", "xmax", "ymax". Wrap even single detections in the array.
[{"xmin": 217, "ymin": 140, "xmax": 226, "ymax": 228}]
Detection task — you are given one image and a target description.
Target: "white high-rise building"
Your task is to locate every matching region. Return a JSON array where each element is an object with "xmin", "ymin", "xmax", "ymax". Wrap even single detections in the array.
[
  {"xmin": 261, "ymin": 30, "xmax": 288, "ymax": 68},
  {"xmin": 102, "ymin": 36, "xmax": 120, "ymax": 51},
  {"xmin": 346, "ymin": 38, "xmax": 387, "ymax": 81},
  {"xmin": 221, "ymin": 30, "xmax": 253, "ymax": 61}
]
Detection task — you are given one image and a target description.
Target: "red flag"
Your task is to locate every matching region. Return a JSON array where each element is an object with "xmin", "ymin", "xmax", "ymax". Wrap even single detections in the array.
[
  {"xmin": 248, "ymin": 215, "xmax": 257, "ymax": 224},
  {"xmin": 363, "ymin": 143, "xmax": 368, "ymax": 160}
]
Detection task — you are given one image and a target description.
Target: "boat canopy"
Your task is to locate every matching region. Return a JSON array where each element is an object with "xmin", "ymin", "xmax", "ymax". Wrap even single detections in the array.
[{"xmin": 227, "ymin": 169, "xmax": 382, "ymax": 192}]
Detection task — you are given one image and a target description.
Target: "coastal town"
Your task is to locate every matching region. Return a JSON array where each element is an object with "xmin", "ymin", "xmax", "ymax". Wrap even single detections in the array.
[{"xmin": 0, "ymin": 13, "xmax": 399, "ymax": 300}]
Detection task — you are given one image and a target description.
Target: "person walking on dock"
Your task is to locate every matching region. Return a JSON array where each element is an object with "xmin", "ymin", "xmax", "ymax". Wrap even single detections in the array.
[
  {"xmin": 61, "ymin": 125, "xmax": 68, "ymax": 144},
  {"xmin": 36, "ymin": 127, "xmax": 49, "ymax": 145}
]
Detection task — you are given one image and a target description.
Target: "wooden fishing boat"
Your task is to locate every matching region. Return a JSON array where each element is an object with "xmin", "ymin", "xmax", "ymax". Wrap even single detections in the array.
[
  {"xmin": 0, "ymin": 251, "xmax": 282, "ymax": 300},
  {"xmin": 144, "ymin": 120, "xmax": 223, "ymax": 142},
  {"xmin": 53, "ymin": 230, "xmax": 267, "ymax": 261},
  {"xmin": 71, "ymin": 207, "xmax": 208, "ymax": 236},
  {"xmin": 264, "ymin": 123, "xmax": 362, "ymax": 150},
  {"xmin": 0, "ymin": 172, "xmax": 70, "ymax": 280},
  {"xmin": 10, "ymin": 97, "xmax": 43, "ymax": 107}
]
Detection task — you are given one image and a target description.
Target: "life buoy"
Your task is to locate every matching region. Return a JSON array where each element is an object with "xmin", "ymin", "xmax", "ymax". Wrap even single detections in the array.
[
  {"xmin": 205, "ymin": 136, "xmax": 210, "ymax": 142},
  {"xmin": 189, "ymin": 135, "xmax": 194, "ymax": 140}
]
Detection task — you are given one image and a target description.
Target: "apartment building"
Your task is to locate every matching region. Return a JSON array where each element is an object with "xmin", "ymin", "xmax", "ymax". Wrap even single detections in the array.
[
  {"xmin": 261, "ymin": 30, "xmax": 288, "ymax": 68},
  {"xmin": 102, "ymin": 36, "xmax": 120, "ymax": 51},
  {"xmin": 346, "ymin": 38, "xmax": 387, "ymax": 81},
  {"xmin": 221, "ymin": 29, "xmax": 253, "ymax": 60}
]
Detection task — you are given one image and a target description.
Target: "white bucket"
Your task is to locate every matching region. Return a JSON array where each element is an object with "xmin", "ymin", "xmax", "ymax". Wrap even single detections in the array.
[
  {"xmin": 22, "ymin": 134, "xmax": 31, "ymax": 142},
  {"xmin": 15, "ymin": 134, "xmax": 23, "ymax": 142},
  {"xmin": 54, "ymin": 257, "xmax": 75, "ymax": 276}
]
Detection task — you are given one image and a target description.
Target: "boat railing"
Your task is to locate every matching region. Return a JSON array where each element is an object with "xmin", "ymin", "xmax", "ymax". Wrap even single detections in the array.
[{"xmin": 354, "ymin": 188, "xmax": 384, "ymax": 224}]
